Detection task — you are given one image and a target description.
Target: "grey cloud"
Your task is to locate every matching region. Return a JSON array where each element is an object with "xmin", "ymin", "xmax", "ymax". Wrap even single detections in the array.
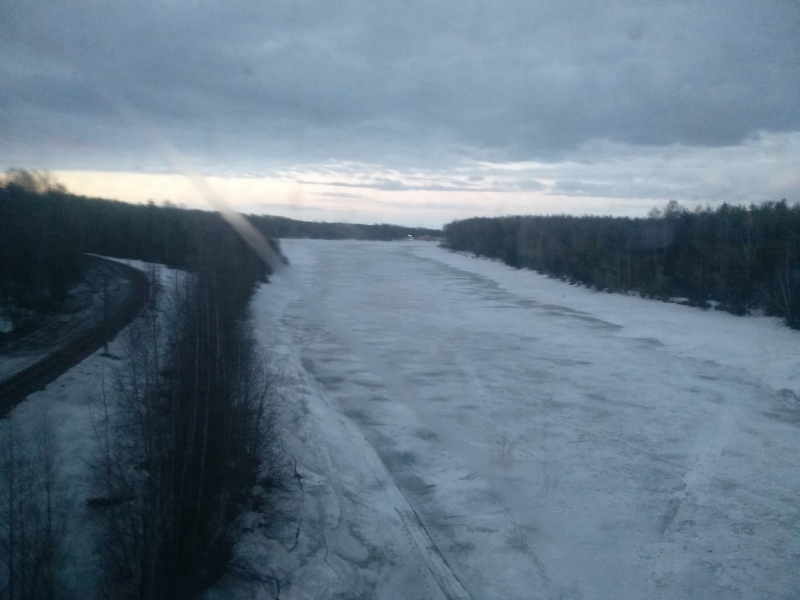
[
  {"xmin": 373, "ymin": 200, "xmax": 493, "ymax": 212},
  {"xmin": 515, "ymin": 180, "xmax": 546, "ymax": 191},
  {"xmin": 3, "ymin": 0, "xmax": 799, "ymax": 175},
  {"xmin": 246, "ymin": 202, "xmax": 327, "ymax": 212},
  {"xmin": 314, "ymin": 191, "xmax": 368, "ymax": 199},
  {"xmin": 297, "ymin": 178, "xmax": 406, "ymax": 191},
  {"xmin": 550, "ymin": 180, "xmax": 623, "ymax": 197},
  {"xmin": 297, "ymin": 178, "xmax": 489, "ymax": 193}
]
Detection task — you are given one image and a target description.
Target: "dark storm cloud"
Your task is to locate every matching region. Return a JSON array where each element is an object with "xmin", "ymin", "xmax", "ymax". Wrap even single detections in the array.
[{"xmin": 2, "ymin": 0, "xmax": 799, "ymax": 171}]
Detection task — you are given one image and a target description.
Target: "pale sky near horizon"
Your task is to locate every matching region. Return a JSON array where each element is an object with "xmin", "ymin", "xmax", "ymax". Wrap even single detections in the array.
[{"xmin": 3, "ymin": 1, "xmax": 799, "ymax": 228}]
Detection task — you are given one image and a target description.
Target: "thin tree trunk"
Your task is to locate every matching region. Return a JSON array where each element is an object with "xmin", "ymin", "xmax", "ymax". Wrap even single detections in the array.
[{"xmin": 194, "ymin": 285, "xmax": 214, "ymax": 541}]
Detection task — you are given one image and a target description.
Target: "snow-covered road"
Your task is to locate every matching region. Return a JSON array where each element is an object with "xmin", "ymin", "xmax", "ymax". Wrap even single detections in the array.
[{"xmin": 248, "ymin": 239, "xmax": 800, "ymax": 600}]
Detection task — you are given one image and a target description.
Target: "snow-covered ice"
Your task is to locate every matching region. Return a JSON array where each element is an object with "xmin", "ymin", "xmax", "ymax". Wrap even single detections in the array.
[{"xmin": 244, "ymin": 239, "xmax": 800, "ymax": 600}]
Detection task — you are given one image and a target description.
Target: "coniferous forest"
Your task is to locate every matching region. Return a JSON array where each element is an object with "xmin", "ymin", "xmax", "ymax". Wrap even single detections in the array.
[{"xmin": 443, "ymin": 200, "xmax": 800, "ymax": 328}]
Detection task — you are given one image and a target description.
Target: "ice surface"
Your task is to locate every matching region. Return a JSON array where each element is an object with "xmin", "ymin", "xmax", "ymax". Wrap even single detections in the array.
[{"xmin": 240, "ymin": 239, "xmax": 800, "ymax": 600}]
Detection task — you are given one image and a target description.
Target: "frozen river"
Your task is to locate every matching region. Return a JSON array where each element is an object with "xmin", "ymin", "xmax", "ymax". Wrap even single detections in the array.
[{"xmin": 246, "ymin": 239, "xmax": 800, "ymax": 600}]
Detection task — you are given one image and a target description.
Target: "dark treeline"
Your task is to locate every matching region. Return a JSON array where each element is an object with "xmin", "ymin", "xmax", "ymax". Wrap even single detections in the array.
[
  {"xmin": 444, "ymin": 200, "xmax": 800, "ymax": 328},
  {"xmin": 0, "ymin": 178, "xmax": 272, "ymax": 332},
  {"xmin": 250, "ymin": 214, "xmax": 440, "ymax": 241}
]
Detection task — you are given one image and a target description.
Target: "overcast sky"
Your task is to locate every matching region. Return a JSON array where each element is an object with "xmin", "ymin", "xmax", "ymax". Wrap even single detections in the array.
[{"xmin": 2, "ymin": 0, "xmax": 799, "ymax": 227}]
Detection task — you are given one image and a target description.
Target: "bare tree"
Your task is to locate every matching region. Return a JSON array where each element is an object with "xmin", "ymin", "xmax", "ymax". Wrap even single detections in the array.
[
  {"xmin": 91, "ymin": 252, "xmax": 286, "ymax": 599},
  {"xmin": 0, "ymin": 409, "xmax": 66, "ymax": 600}
]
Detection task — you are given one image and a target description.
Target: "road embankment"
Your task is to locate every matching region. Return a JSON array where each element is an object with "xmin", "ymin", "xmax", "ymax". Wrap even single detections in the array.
[{"xmin": 0, "ymin": 255, "xmax": 148, "ymax": 416}]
